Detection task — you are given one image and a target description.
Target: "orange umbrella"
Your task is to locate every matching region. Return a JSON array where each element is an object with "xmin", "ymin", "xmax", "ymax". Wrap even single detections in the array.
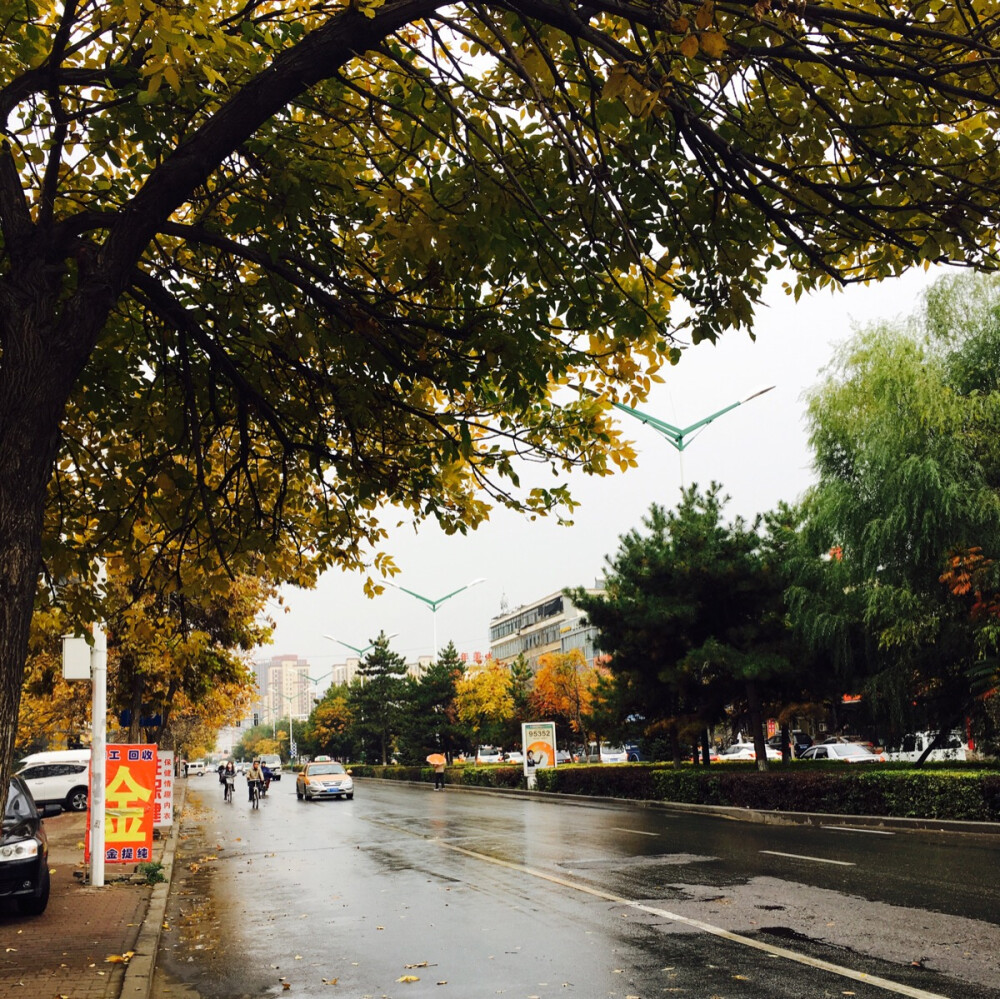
[{"xmin": 426, "ymin": 753, "xmax": 446, "ymax": 766}]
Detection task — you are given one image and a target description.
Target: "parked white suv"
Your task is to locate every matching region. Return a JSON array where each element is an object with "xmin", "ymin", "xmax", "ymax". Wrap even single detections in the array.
[{"xmin": 16, "ymin": 757, "xmax": 90, "ymax": 812}]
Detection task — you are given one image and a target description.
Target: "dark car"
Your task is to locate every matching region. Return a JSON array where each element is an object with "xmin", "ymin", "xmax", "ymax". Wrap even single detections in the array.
[
  {"xmin": 2, "ymin": 776, "xmax": 59, "ymax": 916},
  {"xmin": 766, "ymin": 730, "xmax": 814, "ymax": 757}
]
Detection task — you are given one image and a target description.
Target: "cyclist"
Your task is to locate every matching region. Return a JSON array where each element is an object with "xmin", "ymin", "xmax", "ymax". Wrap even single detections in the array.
[
  {"xmin": 260, "ymin": 762, "xmax": 273, "ymax": 797},
  {"xmin": 221, "ymin": 760, "xmax": 236, "ymax": 802},
  {"xmin": 246, "ymin": 759, "xmax": 266, "ymax": 805}
]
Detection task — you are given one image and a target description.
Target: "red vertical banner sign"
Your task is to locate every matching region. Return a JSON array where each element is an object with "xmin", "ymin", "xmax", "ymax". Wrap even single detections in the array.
[{"xmin": 86, "ymin": 744, "xmax": 158, "ymax": 864}]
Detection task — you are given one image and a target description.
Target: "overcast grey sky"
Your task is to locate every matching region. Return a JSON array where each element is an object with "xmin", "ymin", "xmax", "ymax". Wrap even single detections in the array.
[{"xmin": 258, "ymin": 265, "xmax": 945, "ymax": 676}]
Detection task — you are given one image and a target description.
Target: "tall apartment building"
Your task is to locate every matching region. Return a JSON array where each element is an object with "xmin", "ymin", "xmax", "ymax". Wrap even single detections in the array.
[
  {"xmin": 257, "ymin": 653, "xmax": 313, "ymax": 722},
  {"xmin": 325, "ymin": 653, "xmax": 434, "ymax": 689},
  {"xmin": 488, "ymin": 586, "xmax": 603, "ymax": 670}
]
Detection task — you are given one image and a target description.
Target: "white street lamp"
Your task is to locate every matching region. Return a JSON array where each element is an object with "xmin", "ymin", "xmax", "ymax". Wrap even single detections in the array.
[
  {"xmin": 384, "ymin": 578, "xmax": 486, "ymax": 662},
  {"xmin": 323, "ymin": 633, "xmax": 398, "ymax": 658},
  {"xmin": 273, "ymin": 691, "xmax": 299, "ymax": 761}
]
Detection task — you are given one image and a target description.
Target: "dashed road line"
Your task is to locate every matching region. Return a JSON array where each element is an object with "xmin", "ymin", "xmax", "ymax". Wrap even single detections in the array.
[
  {"xmin": 822, "ymin": 825, "xmax": 896, "ymax": 836},
  {"xmin": 760, "ymin": 850, "xmax": 856, "ymax": 866}
]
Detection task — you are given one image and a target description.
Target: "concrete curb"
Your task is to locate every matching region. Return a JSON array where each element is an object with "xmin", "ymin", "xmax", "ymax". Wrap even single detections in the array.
[{"xmin": 119, "ymin": 780, "xmax": 187, "ymax": 999}]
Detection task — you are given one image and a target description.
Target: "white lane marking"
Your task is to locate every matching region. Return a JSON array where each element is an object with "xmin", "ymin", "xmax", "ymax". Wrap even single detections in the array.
[
  {"xmin": 822, "ymin": 825, "xmax": 896, "ymax": 836},
  {"xmin": 610, "ymin": 826, "xmax": 660, "ymax": 837},
  {"xmin": 760, "ymin": 850, "xmax": 856, "ymax": 866},
  {"xmin": 425, "ymin": 838, "xmax": 949, "ymax": 999}
]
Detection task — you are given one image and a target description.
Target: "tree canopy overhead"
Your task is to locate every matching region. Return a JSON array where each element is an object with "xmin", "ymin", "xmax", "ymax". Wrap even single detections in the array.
[{"xmin": 4, "ymin": 1, "xmax": 1000, "ymax": 786}]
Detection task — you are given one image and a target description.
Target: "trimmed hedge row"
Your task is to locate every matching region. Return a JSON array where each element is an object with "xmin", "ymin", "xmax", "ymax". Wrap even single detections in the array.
[
  {"xmin": 352, "ymin": 762, "xmax": 1000, "ymax": 822},
  {"xmin": 349, "ymin": 763, "xmax": 526, "ymax": 790},
  {"xmin": 535, "ymin": 763, "xmax": 1000, "ymax": 822}
]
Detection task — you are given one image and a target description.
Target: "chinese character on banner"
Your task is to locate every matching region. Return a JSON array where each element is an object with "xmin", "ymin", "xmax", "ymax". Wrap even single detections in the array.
[
  {"xmin": 155, "ymin": 750, "xmax": 174, "ymax": 828},
  {"xmin": 86, "ymin": 744, "xmax": 158, "ymax": 864}
]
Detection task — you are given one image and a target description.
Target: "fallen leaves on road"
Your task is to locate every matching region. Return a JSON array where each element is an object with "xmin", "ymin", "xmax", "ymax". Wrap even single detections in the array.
[
  {"xmin": 105, "ymin": 951, "xmax": 135, "ymax": 965},
  {"xmin": 397, "ymin": 975, "xmax": 420, "ymax": 983},
  {"xmin": 404, "ymin": 961, "xmax": 430, "ymax": 968},
  {"xmin": 321, "ymin": 978, "xmax": 339, "ymax": 985}
]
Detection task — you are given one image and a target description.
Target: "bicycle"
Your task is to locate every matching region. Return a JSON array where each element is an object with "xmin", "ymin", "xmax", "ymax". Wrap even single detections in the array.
[
  {"xmin": 249, "ymin": 779, "xmax": 261, "ymax": 809},
  {"xmin": 224, "ymin": 775, "xmax": 234, "ymax": 803}
]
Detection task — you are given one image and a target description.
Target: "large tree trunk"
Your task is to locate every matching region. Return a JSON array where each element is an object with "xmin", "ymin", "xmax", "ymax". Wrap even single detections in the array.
[
  {"xmin": 745, "ymin": 679, "xmax": 769, "ymax": 772},
  {"xmin": 0, "ymin": 263, "xmax": 110, "ymax": 793}
]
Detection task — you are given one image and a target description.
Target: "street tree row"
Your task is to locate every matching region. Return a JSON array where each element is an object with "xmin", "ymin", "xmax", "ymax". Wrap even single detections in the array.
[{"xmin": 575, "ymin": 273, "xmax": 1000, "ymax": 768}]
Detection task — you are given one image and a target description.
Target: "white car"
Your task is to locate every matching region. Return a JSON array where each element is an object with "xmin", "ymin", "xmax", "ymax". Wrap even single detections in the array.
[
  {"xmin": 582, "ymin": 744, "xmax": 628, "ymax": 763},
  {"xmin": 185, "ymin": 759, "xmax": 206, "ymax": 776},
  {"xmin": 504, "ymin": 750, "xmax": 524, "ymax": 764},
  {"xmin": 800, "ymin": 743, "xmax": 885, "ymax": 763},
  {"xmin": 475, "ymin": 747, "xmax": 502, "ymax": 764},
  {"xmin": 718, "ymin": 742, "xmax": 781, "ymax": 762},
  {"xmin": 16, "ymin": 759, "xmax": 90, "ymax": 812}
]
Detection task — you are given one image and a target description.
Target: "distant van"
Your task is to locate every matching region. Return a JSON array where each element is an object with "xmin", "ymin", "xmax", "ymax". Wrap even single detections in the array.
[
  {"xmin": 886, "ymin": 731, "xmax": 968, "ymax": 763},
  {"xmin": 259, "ymin": 754, "xmax": 282, "ymax": 780}
]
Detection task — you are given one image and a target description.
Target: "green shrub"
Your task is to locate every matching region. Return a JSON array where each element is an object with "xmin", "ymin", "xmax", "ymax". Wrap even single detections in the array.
[
  {"xmin": 459, "ymin": 765, "xmax": 525, "ymax": 790},
  {"xmin": 352, "ymin": 760, "xmax": 1000, "ymax": 821}
]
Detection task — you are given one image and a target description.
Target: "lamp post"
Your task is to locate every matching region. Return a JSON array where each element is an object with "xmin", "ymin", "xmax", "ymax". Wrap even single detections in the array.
[
  {"xmin": 324, "ymin": 633, "xmax": 398, "ymax": 659},
  {"xmin": 323, "ymin": 633, "xmax": 399, "ymax": 686},
  {"xmin": 588, "ymin": 386, "xmax": 775, "ymax": 487},
  {"xmin": 384, "ymin": 578, "xmax": 486, "ymax": 662},
  {"xmin": 308, "ymin": 670, "xmax": 334, "ymax": 698},
  {"xmin": 604, "ymin": 386, "xmax": 775, "ymax": 453},
  {"xmin": 273, "ymin": 692, "xmax": 299, "ymax": 762}
]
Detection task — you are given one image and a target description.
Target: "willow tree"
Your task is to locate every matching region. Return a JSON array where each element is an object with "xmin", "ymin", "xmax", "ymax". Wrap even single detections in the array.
[
  {"xmin": 804, "ymin": 274, "xmax": 1000, "ymax": 745},
  {"xmin": 4, "ymin": 2, "xmax": 1000, "ymax": 788}
]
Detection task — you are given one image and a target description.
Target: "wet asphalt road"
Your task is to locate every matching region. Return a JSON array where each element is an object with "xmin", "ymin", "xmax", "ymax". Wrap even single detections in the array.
[{"xmin": 155, "ymin": 777, "xmax": 1000, "ymax": 999}]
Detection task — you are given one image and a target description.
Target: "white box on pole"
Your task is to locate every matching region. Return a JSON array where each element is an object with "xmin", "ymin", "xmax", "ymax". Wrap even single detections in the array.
[{"xmin": 61, "ymin": 635, "xmax": 91, "ymax": 680}]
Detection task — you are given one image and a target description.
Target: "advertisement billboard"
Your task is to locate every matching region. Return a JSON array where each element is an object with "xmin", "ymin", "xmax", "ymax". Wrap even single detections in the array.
[
  {"xmin": 86, "ymin": 744, "xmax": 158, "ymax": 864},
  {"xmin": 521, "ymin": 721, "xmax": 557, "ymax": 777}
]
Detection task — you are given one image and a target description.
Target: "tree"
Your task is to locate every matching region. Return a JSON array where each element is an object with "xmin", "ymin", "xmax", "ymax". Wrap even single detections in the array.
[
  {"xmin": 572, "ymin": 486, "xmax": 795, "ymax": 769},
  {"xmin": 531, "ymin": 649, "xmax": 605, "ymax": 743},
  {"xmin": 233, "ymin": 724, "xmax": 281, "ymax": 762},
  {"xmin": 17, "ymin": 564, "xmax": 263, "ymax": 756},
  {"xmin": 455, "ymin": 660, "xmax": 514, "ymax": 750},
  {"xmin": 804, "ymin": 273, "xmax": 1000, "ymax": 747},
  {"xmin": 396, "ymin": 641, "xmax": 468, "ymax": 763},
  {"xmin": 505, "ymin": 654, "xmax": 535, "ymax": 747},
  {"xmin": 5, "ymin": 2, "xmax": 1000, "ymax": 792},
  {"xmin": 348, "ymin": 633, "xmax": 409, "ymax": 764},
  {"xmin": 303, "ymin": 684, "xmax": 356, "ymax": 762}
]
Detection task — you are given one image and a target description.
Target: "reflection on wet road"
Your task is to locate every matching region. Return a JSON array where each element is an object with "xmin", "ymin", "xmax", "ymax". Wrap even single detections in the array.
[{"xmin": 155, "ymin": 777, "xmax": 1000, "ymax": 999}]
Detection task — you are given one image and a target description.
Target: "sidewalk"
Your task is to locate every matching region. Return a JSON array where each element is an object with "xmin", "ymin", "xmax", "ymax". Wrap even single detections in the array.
[{"xmin": 0, "ymin": 784, "xmax": 185, "ymax": 999}]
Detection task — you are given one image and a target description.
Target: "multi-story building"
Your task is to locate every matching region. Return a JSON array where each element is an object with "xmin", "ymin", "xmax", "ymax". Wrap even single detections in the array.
[
  {"xmin": 488, "ymin": 586, "xmax": 604, "ymax": 670},
  {"xmin": 326, "ymin": 653, "xmax": 434, "ymax": 689},
  {"xmin": 257, "ymin": 653, "xmax": 313, "ymax": 722}
]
